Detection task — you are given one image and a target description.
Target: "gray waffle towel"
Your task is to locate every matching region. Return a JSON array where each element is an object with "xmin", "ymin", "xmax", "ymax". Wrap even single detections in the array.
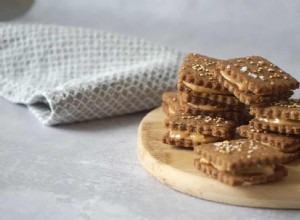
[{"xmin": 0, "ymin": 23, "xmax": 183, "ymax": 125}]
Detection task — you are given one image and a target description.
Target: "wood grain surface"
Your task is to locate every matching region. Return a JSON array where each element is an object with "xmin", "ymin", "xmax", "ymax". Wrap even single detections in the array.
[{"xmin": 137, "ymin": 107, "xmax": 300, "ymax": 209}]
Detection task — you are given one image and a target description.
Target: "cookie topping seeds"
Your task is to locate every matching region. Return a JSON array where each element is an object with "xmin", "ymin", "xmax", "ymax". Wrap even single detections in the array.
[
  {"xmin": 240, "ymin": 66, "xmax": 248, "ymax": 72},
  {"xmin": 248, "ymin": 72, "xmax": 258, "ymax": 79}
]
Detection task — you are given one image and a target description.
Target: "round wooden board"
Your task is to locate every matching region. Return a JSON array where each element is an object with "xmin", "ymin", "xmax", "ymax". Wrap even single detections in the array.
[{"xmin": 137, "ymin": 107, "xmax": 300, "ymax": 209}]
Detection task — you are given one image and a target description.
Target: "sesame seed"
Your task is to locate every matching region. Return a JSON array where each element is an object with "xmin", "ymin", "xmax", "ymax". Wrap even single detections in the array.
[
  {"xmin": 240, "ymin": 66, "xmax": 248, "ymax": 72},
  {"xmin": 257, "ymin": 61, "xmax": 264, "ymax": 66},
  {"xmin": 259, "ymin": 75, "xmax": 264, "ymax": 80}
]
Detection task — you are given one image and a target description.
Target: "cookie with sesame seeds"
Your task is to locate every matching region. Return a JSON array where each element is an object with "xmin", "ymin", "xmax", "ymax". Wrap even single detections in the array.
[
  {"xmin": 178, "ymin": 91, "xmax": 246, "ymax": 112},
  {"xmin": 162, "ymin": 132, "xmax": 194, "ymax": 148},
  {"xmin": 249, "ymin": 118, "xmax": 300, "ymax": 135},
  {"xmin": 164, "ymin": 114, "xmax": 236, "ymax": 145},
  {"xmin": 162, "ymin": 91, "xmax": 184, "ymax": 116},
  {"xmin": 177, "ymin": 53, "xmax": 230, "ymax": 94},
  {"xmin": 250, "ymin": 99, "xmax": 300, "ymax": 120},
  {"xmin": 180, "ymin": 102, "xmax": 247, "ymax": 124},
  {"xmin": 214, "ymin": 56, "xmax": 298, "ymax": 104},
  {"xmin": 215, "ymin": 79, "xmax": 294, "ymax": 105},
  {"xmin": 194, "ymin": 160, "xmax": 287, "ymax": 186},
  {"xmin": 193, "ymin": 139, "xmax": 298, "ymax": 185},
  {"xmin": 237, "ymin": 125, "xmax": 300, "ymax": 153},
  {"xmin": 177, "ymin": 83, "xmax": 243, "ymax": 106},
  {"xmin": 215, "ymin": 56, "xmax": 299, "ymax": 95}
]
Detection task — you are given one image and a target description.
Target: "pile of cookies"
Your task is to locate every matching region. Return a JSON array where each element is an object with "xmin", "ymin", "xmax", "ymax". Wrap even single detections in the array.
[{"xmin": 162, "ymin": 53, "xmax": 300, "ymax": 186}]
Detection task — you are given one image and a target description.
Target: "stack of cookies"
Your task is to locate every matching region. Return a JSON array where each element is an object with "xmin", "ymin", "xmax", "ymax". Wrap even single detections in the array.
[
  {"xmin": 162, "ymin": 53, "xmax": 241, "ymax": 148},
  {"xmin": 161, "ymin": 52, "xmax": 300, "ymax": 186},
  {"xmin": 177, "ymin": 53, "xmax": 247, "ymax": 123},
  {"xmin": 162, "ymin": 91, "xmax": 236, "ymax": 148}
]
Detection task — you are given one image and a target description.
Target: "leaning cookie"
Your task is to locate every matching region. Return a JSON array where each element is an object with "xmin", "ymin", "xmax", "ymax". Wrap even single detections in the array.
[
  {"xmin": 214, "ymin": 56, "xmax": 299, "ymax": 105},
  {"xmin": 237, "ymin": 125, "xmax": 300, "ymax": 153},
  {"xmin": 162, "ymin": 91, "xmax": 184, "ymax": 116},
  {"xmin": 193, "ymin": 139, "xmax": 293, "ymax": 186}
]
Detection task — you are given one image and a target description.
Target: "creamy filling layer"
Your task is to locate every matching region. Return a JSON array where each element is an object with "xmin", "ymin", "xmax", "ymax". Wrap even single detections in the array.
[
  {"xmin": 183, "ymin": 81, "xmax": 230, "ymax": 95},
  {"xmin": 168, "ymin": 107, "xmax": 176, "ymax": 115},
  {"xmin": 220, "ymin": 70, "xmax": 246, "ymax": 91},
  {"xmin": 258, "ymin": 117, "xmax": 300, "ymax": 126},
  {"xmin": 169, "ymin": 130, "xmax": 220, "ymax": 143},
  {"xmin": 187, "ymin": 103, "xmax": 227, "ymax": 112},
  {"xmin": 199, "ymin": 158, "xmax": 275, "ymax": 175}
]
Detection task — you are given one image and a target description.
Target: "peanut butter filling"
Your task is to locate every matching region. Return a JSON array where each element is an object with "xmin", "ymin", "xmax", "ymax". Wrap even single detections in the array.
[
  {"xmin": 183, "ymin": 81, "xmax": 230, "ymax": 95},
  {"xmin": 168, "ymin": 107, "xmax": 176, "ymax": 115},
  {"xmin": 187, "ymin": 103, "xmax": 227, "ymax": 112},
  {"xmin": 220, "ymin": 70, "xmax": 246, "ymax": 91},
  {"xmin": 258, "ymin": 117, "xmax": 300, "ymax": 126},
  {"xmin": 169, "ymin": 130, "xmax": 220, "ymax": 143},
  {"xmin": 199, "ymin": 157, "xmax": 275, "ymax": 175}
]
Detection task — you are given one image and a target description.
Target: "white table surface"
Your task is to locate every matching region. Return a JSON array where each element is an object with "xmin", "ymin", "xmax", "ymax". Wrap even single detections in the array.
[{"xmin": 1, "ymin": 0, "xmax": 300, "ymax": 219}]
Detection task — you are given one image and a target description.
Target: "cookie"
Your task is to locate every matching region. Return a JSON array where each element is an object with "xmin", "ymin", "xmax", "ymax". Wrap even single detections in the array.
[
  {"xmin": 237, "ymin": 125, "xmax": 300, "ymax": 153},
  {"xmin": 162, "ymin": 133, "xmax": 194, "ymax": 148},
  {"xmin": 250, "ymin": 99, "xmax": 300, "ymax": 120},
  {"xmin": 162, "ymin": 92, "xmax": 184, "ymax": 116},
  {"xmin": 178, "ymin": 53, "xmax": 229, "ymax": 94},
  {"xmin": 194, "ymin": 161, "xmax": 287, "ymax": 186},
  {"xmin": 178, "ymin": 92, "xmax": 245, "ymax": 111},
  {"xmin": 216, "ymin": 56, "xmax": 299, "ymax": 95},
  {"xmin": 218, "ymin": 80, "xmax": 293, "ymax": 105},
  {"xmin": 165, "ymin": 115, "xmax": 236, "ymax": 139},
  {"xmin": 178, "ymin": 83, "xmax": 243, "ymax": 105},
  {"xmin": 163, "ymin": 115, "xmax": 235, "ymax": 148},
  {"xmin": 214, "ymin": 56, "xmax": 298, "ymax": 104},
  {"xmin": 178, "ymin": 98, "xmax": 247, "ymax": 123},
  {"xmin": 193, "ymin": 139, "xmax": 298, "ymax": 185},
  {"xmin": 249, "ymin": 118, "xmax": 300, "ymax": 135}
]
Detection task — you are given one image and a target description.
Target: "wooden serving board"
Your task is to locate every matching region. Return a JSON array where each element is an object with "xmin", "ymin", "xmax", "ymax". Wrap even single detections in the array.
[{"xmin": 137, "ymin": 107, "xmax": 300, "ymax": 209}]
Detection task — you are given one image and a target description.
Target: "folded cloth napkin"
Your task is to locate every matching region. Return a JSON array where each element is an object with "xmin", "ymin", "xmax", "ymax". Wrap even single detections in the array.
[{"xmin": 0, "ymin": 23, "xmax": 183, "ymax": 125}]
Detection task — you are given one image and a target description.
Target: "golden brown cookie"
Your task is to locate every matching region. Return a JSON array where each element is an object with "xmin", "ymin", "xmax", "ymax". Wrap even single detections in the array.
[
  {"xmin": 162, "ymin": 91, "xmax": 184, "ymax": 116},
  {"xmin": 178, "ymin": 92, "xmax": 245, "ymax": 111},
  {"xmin": 193, "ymin": 139, "xmax": 298, "ymax": 185},
  {"xmin": 194, "ymin": 160, "xmax": 287, "ymax": 186},
  {"xmin": 214, "ymin": 56, "xmax": 298, "ymax": 104},
  {"xmin": 237, "ymin": 125, "xmax": 300, "ymax": 153},
  {"xmin": 165, "ymin": 115, "xmax": 236, "ymax": 139},
  {"xmin": 250, "ymin": 99, "xmax": 300, "ymax": 120},
  {"xmin": 163, "ymin": 114, "xmax": 236, "ymax": 148},
  {"xmin": 178, "ymin": 83, "xmax": 243, "ymax": 105},
  {"xmin": 177, "ymin": 53, "xmax": 229, "ymax": 94},
  {"xmin": 250, "ymin": 118, "xmax": 300, "ymax": 135}
]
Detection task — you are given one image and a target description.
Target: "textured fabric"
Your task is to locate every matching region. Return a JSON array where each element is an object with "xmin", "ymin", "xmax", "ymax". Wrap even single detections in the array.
[{"xmin": 0, "ymin": 23, "xmax": 183, "ymax": 125}]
